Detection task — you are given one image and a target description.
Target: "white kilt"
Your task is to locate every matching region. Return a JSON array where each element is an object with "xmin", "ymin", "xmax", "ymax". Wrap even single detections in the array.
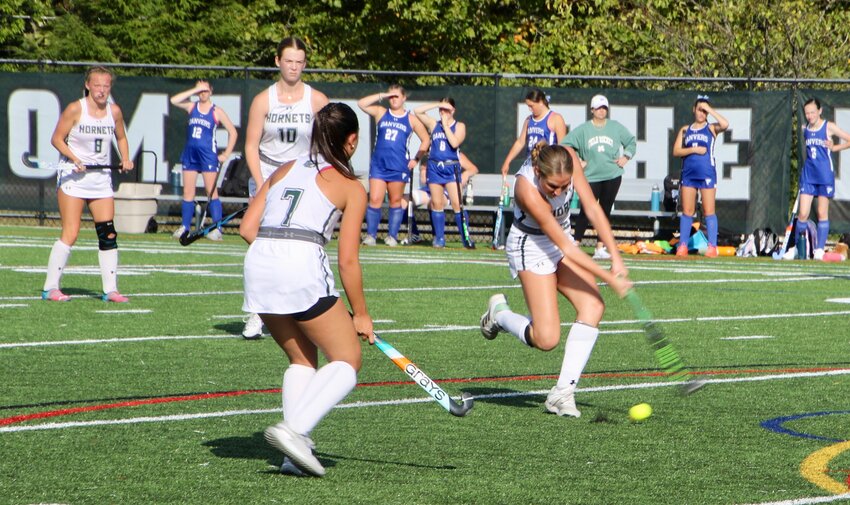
[
  {"xmin": 248, "ymin": 159, "xmax": 284, "ymax": 197},
  {"xmin": 242, "ymin": 238, "xmax": 339, "ymax": 315},
  {"xmin": 57, "ymin": 165, "xmax": 113, "ymax": 199},
  {"xmin": 505, "ymin": 225, "xmax": 574, "ymax": 278}
]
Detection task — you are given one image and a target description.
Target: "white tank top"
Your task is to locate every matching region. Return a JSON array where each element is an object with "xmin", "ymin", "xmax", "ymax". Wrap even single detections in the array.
[
  {"xmin": 63, "ymin": 98, "xmax": 115, "ymax": 166},
  {"xmin": 259, "ymin": 83, "xmax": 314, "ymax": 166},
  {"xmin": 512, "ymin": 160, "xmax": 573, "ymax": 234},
  {"xmin": 259, "ymin": 154, "xmax": 341, "ymax": 243}
]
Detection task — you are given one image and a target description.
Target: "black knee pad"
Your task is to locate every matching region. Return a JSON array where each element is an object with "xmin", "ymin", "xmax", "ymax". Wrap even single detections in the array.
[{"xmin": 95, "ymin": 220, "xmax": 118, "ymax": 251}]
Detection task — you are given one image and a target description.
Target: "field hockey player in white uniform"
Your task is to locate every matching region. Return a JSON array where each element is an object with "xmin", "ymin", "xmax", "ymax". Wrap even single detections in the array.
[
  {"xmin": 241, "ymin": 102, "xmax": 373, "ymax": 477},
  {"xmin": 480, "ymin": 141, "xmax": 631, "ymax": 418},
  {"xmin": 242, "ymin": 36, "xmax": 329, "ymax": 338},
  {"xmin": 42, "ymin": 66, "xmax": 134, "ymax": 303}
]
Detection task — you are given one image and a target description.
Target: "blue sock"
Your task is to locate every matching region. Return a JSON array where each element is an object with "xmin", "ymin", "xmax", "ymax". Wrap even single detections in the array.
[
  {"xmin": 365, "ymin": 206, "xmax": 381, "ymax": 238},
  {"xmin": 705, "ymin": 214, "xmax": 718, "ymax": 247},
  {"xmin": 387, "ymin": 207, "xmax": 404, "ymax": 240},
  {"xmin": 431, "ymin": 210, "xmax": 445, "ymax": 243},
  {"xmin": 181, "ymin": 200, "xmax": 195, "ymax": 229},
  {"xmin": 208, "ymin": 199, "xmax": 223, "ymax": 226},
  {"xmin": 817, "ymin": 220, "xmax": 829, "ymax": 250},
  {"xmin": 679, "ymin": 214, "xmax": 694, "ymax": 248}
]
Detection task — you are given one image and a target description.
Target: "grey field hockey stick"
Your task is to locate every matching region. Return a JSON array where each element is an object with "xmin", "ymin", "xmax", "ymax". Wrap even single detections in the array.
[
  {"xmin": 624, "ymin": 289, "xmax": 705, "ymax": 396},
  {"xmin": 452, "ymin": 162, "xmax": 475, "ymax": 248},
  {"xmin": 772, "ymin": 191, "xmax": 801, "ymax": 260},
  {"xmin": 22, "ymin": 151, "xmax": 123, "ymax": 171},
  {"xmin": 405, "ymin": 165, "xmax": 415, "ymax": 244},
  {"xmin": 491, "ymin": 175, "xmax": 509, "ymax": 249},
  {"xmin": 373, "ymin": 333, "xmax": 474, "ymax": 417}
]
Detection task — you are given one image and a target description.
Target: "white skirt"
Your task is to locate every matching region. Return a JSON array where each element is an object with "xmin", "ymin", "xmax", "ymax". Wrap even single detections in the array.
[
  {"xmin": 57, "ymin": 166, "xmax": 113, "ymax": 199},
  {"xmin": 505, "ymin": 225, "xmax": 574, "ymax": 278},
  {"xmin": 242, "ymin": 238, "xmax": 339, "ymax": 315}
]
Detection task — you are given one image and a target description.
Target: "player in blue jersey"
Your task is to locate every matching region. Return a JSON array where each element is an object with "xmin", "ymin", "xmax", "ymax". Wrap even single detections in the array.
[
  {"xmin": 357, "ymin": 85, "xmax": 430, "ymax": 246},
  {"xmin": 170, "ymin": 80, "xmax": 238, "ymax": 241},
  {"xmin": 672, "ymin": 95, "xmax": 729, "ymax": 258},
  {"xmin": 414, "ymin": 98, "xmax": 474, "ymax": 248},
  {"xmin": 500, "ymin": 88, "xmax": 568, "ymax": 177},
  {"xmin": 797, "ymin": 98, "xmax": 850, "ymax": 260}
]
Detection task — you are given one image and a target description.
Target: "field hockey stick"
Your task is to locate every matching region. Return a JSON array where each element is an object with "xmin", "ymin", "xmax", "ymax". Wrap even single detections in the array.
[
  {"xmin": 772, "ymin": 191, "xmax": 801, "ymax": 260},
  {"xmin": 373, "ymin": 333, "xmax": 474, "ymax": 417},
  {"xmin": 624, "ymin": 289, "xmax": 705, "ymax": 396},
  {"xmin": 179, "ymin": 205, "xmax": 247, "ymax": 246},
  {"xmin": 452, "ymin": 162, "xmax": 475, "ymax": 248},
  {"xmin": 21, "ymin": 151, "xmax": 122, "ymax": 171},
  {"xmin": 404, "ymin": 165, "xmax": 415, "ymax": 244},
  {"xmin": 491, "ymin": 175, "xmax": 508, "ymax": 249},
  {"xmin": 193, "ymin": 162, "xmax": 224, "ymax": 231}
]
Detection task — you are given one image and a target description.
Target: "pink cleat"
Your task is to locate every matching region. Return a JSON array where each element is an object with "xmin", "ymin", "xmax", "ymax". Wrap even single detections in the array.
[
  {"xmin": 42, "ymin": 289, "xmax": 71, "ymax": 302},
  {"xmin": 102, "ymin": 291, "xmax": 129, "ymax": 303}
]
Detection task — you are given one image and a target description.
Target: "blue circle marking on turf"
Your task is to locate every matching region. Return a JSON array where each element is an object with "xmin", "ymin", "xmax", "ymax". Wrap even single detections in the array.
[{"xmin": 760, "ymin": 410, "xmax": 850, "ymax": 442}]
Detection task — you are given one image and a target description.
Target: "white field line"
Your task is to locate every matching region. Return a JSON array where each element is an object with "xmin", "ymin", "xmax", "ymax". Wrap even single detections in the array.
[
  {"xmin": 740, "ymin": 494, "xmax": 850, "ymax": 505},
  {"xmin": 3, "ymin": 309, "xmax": 850, "ymax": 349},
  {"xmin": 93, "ymin": 309, "xmax": 152, "ymax": 314},
  {"xmin": 720, "ymin": 335, "xmax": 776, "ymax": 340},
  {"xmin": 2, "ymin": 368, "xmax": 848, "ymax": 435}
]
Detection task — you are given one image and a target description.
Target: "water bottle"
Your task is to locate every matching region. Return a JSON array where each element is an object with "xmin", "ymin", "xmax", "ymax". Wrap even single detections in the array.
[
  {"xmin": 650, "ymin": 185, "xmax": 661, "ymax": 212},
  {"xmin": 465, "ymin": 181, "xmax": 474, "ymax": 206},
  {"xmin": 170, "ymin": 166, "xmax": 182, "ymax": 195}
]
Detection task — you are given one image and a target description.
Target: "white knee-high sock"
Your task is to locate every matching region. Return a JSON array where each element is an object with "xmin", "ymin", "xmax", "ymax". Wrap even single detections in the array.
[
  {"xmin": 282, "ymin": 364, "xmax": 317, "ymax": 421},
  {"xmin": 496, "ymin": 310, "xmax": 532, "ymax": 346},
  {"xmin": 287, "ymin": 361, "xmax": 357, "ymax": 436},
  {"xmin": 556, "ymin": 322, "xmax": 599, "ymax": 388},
  {"xmin": 44, "ymin": 240, "xmax": 72, "ymax": 291},
  {"xmin": 98, "ymin": 249, "xmax": 119, "ymax": 294}
]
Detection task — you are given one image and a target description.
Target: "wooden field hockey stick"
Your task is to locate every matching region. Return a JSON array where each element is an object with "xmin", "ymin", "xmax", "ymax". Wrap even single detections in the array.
[
  {"xmin": 22, "ymin": 151, "xmax": 122, "ymax": 171},
  {"xmin": 452, "ymin": 162, "xmax": 475, "ymax": 248},
  {"xmin": 373, "ymin": 333, "xmax": 474, "ymax": 417},
  {"xmin": 624, "ymin": 289, "xmax": 705, "ymax": 396}
]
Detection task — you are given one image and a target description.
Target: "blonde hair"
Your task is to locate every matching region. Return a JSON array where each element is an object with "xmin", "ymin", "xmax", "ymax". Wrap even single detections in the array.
[{"xmin": 529, "ymin": 140, "xmax": 573, "ymax": 178}]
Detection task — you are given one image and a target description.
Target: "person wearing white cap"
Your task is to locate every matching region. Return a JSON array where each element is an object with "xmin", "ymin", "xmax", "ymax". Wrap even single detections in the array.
[{"xmin": 563, "ymin": 94, "xmax": 636, "ymax": 259}]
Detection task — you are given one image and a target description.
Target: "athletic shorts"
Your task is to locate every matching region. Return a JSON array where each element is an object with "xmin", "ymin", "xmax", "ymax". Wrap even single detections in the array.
[
  {"xmin": 243, "ymin": 238, "xmax": 339, "ymax": 315},
  {"xmin": 799, "ymin": 182, "xmax": 834, "ymax": 198},
  {"xmin": 426, "ymin": 160, "xmax": 460, "ymax": 185},
  {"xmin": 57, "ymin": 164, "xmax": 113, "ymax": 199},
  {"xmin": 181, "ymin": 147, "xmax": 219, "ymax": 172},
  {"xmin": 505, "ymin": 225, "xmax": 574, "ymax": 279},
  {"xmin": 680, "ymin": 176, "xmax": 716, "ymax": 190},
  {"xmin": 369, "ymin": 151, "xmax": 410, "ymax": 183}
]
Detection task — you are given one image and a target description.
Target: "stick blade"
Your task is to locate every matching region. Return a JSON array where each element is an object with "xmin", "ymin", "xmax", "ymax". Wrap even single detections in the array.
[
  {"xmin": 679, "ymin": 379, "xmax": 706, "ymax": 396},
  {"xmin": 178, "ymin": 230, "xmax": 202, "ymax": 246},
  {"xmin": 449, "ymin": 392, "xmax": 474, "ymax": 417}
]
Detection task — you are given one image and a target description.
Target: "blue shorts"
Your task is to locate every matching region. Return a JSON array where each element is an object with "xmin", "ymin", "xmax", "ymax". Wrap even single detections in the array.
[
  {"xmin": 681, "ymin": 176, "xmax": 716, "ymax": 190},
  {"xmin": 799, "ymin": 182, "xmax": 834, "ymax": 198},
  {"xmin": 369, "ymin": 151, "xmax": 410, "ymax": 183},
  {"xmin": 181, "ymin": 148, "xmax": 219, "ymax": 172},
  {"xmin": 426, "ymin": 160, "xmax": 460, "ymax": 185}
]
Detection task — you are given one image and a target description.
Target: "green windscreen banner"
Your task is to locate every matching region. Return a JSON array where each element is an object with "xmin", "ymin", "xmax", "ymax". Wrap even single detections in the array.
[{"xmin": 0, "ymin": 71, "xmax": 805, "ymax": 233}]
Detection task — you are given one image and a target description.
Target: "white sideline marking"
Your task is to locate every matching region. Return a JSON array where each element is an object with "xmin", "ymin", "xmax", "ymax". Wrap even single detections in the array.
[
  {"xmin": 94, "ymin": 309, "xmax": 152, "ymax": 314},
  {"xmin": 2, "ymin": 368, "xmax": 848, "ymax": 434},
  {"xmin": 210, "ymin": 315, "xmax": 247, "ymax": 319},
  {"xmin": 0, "ymin": 304, "xmax": 28, "ymax": 308},
  {"xmin": 740, "ymin": 494, "xmax": 850, "ymax": 505},
  {"xmin": 826, "ymin": 298, "xmax": 850, "ymax": 304},
  {"xmin": 3, "ymin": 310, "xmax": 850, "ymax": 349},
  {"xmin": 721, "ymin": 335, "xmax": 775, "ymax": 341}
]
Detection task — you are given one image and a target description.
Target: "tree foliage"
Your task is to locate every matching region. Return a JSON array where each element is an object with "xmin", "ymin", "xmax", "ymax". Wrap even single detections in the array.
[{"xmin": 3, "ymin": 0, "xmax": 850, "ymax": 83}]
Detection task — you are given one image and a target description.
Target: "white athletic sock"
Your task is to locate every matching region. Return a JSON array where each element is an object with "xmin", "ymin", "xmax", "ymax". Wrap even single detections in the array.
[
  {"xmin": 287, "ymin": 361, "xmax": 357, "ymax": 436},
  {"xmin": 43, "ymin": 240, "xmax": 72, "ymax": 291},
  {"xmin": 98, "ymin": 249, "xmax": 119, "ymax": 294},
  {"xmin": 556, "ymin": 322, "xmax": 599, "ymax": 388},
  {"xmin": 282, "ymin": 364, "xmax": 317, "ymax": 421},
  {"xmin": 496, "ymin": 310, "xmax": 532, "ymax": 346}
]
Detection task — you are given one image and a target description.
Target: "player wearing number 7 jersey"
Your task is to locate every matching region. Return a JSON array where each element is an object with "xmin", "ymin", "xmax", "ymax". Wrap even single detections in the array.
[
  {"xmin": 358, "ymin": 85, "xmax": 430, "ymax": 246},
  {"xmin": 242, "ymin": 36, "xmax": 329, "ymax": 340}
]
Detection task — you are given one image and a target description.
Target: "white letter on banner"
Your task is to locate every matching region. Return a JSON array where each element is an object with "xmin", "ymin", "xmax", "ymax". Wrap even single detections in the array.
[
  {"xmin": 712, "ymin": 108, "xmax": 751, "ymax": 200},
  {"xmin": 834, "ymin": 108, "xmax": 850, "ymax": 200},
  {"xmin": 8, "ymin": 89, "xmax": 61, "ymax": 179},
  {"xmin": 610, "ymin": 106, "xmax": 673, "ymax": 196},
  {"xmin": 122, "ymin": 93, "xmax": 169, "ymax": 183},
  {"xmin": 339, "ymin": 98, "xmax": 372, "ymax": 179}
]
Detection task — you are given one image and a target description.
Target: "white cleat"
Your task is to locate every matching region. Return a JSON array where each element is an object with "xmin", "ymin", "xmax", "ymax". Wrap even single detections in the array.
[
  {"xmin": 384, "ymin": 236, "xmax": 398, "ymax": 247},
  {"xmin": 264, "ymin": 422, "xmax": 325, "ymax": 477},
  {"xmin": 206, "ymin": 228, "xmax": 223, "ymax": 241},
  {"xmin": 480, "ymin": 293, "xmax": 509, "ymax": 340},
  {"xmin": 592, "ymin": 247, "xmax": 612, "ymax": 260},
  {"xmin": 242, "ymin": 313, "xmax": 263, "ymax": 340},
  {"xmin": 813, "ymin": 248, "xmax": 825, "ymax": 261},
  {"xmin": 172, "ymin": 225, "xmax": 187, "ymax": 239},
  {"xmin": 545, "ymin": 385, "xmax": 581, "ymax": 418},
  {"xmin": 361, "ymin": 235, "xmax": 377, "ymax": 246}
]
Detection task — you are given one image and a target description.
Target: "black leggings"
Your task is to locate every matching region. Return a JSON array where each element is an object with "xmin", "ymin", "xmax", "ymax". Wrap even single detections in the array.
[{"xmin": 573, "ymin": 176, "xmax": 622, "ymax": 243}]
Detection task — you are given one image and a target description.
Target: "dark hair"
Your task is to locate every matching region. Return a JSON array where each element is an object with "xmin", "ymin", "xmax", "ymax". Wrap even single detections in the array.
[
  {"xmin": 277, "ymin": 36, "xmax": 307, "ymax": 58},
  {"xmin": 388, "ymin": 84, "xmax": 407, "ymax": 97},
  {"xmin": 526, "ymin": 88, "xmax": 549, "ymax": 107},
  {"xmin": 530, "ymin": 140, "xmax": 572, "ymax": 178},
  {"xmin": 440, "ymin": 97, "xmax": 455, "ymax": 108},
  {"xmin": 804, "ymin": 98, "xmax": 821, "ymax": 109},
  {"xmin": 83, "ymin": 66, "xmax": 113, "ymax": 97},
  {"xmin": 310, "ymin": 103, "xmax": 359, "ymax": 180}
]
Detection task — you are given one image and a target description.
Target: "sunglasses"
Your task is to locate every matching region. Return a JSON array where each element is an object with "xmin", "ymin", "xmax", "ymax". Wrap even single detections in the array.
[{"xmin": 696, "ymin": 94, "xmax": 710, "ymax": 102}]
